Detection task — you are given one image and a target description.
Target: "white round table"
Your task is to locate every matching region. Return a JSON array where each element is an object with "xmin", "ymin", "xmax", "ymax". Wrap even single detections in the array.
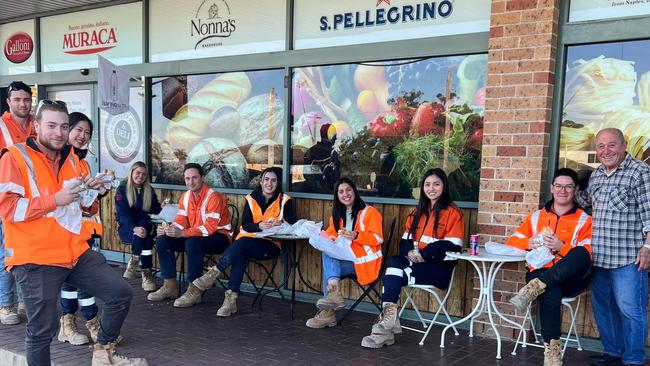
[{"xmin": 440, "ymin": 251, "xmax": 526, "ymax": 359}]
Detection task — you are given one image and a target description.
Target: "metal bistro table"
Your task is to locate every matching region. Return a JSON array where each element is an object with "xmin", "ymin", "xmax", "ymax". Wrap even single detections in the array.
[
  {"xmin": 440, "ymin": 251, "xmax": 526, "ymax": 359},
  {"xmin": 267, "ymin": 234, "xmax": 320, "ymax": 319}
]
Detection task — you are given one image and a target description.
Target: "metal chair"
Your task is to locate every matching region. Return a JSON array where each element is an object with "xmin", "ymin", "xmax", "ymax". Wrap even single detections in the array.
[
  {"xmin": 398, "ymin": 265, "xmax": 460, "ymax": 345},
  {"xmin": 337, "ymin": 217, "xmax": 397, "ymax": 325},
  {"xmin": 202, "ymin": 203, "xmax": 240, "ymax": 291},
  {"xmin": 511, "ymin": 292, "xmax": 585, "ymax": 356}
]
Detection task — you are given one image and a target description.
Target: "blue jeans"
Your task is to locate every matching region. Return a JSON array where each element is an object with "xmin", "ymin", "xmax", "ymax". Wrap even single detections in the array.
[
  {"xmin": 591, "ymin": 264, "xmax": 648, "ymax": 365},
  {"xmin": 0, "ymin": 219, "xmax": 17, "ymax": 307},
  {"xmin": 321, "ymin": 253, "xmax": 355, "ymax": 295}
]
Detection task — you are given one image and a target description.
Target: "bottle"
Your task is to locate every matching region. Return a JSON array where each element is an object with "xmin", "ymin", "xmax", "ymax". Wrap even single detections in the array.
[
  {"xmin": 470, "ymin": 234, "xmax": 480, "ymax": 256},
  {"xmin": 110, "ymin": 70, "xmax": 118, "ymax": 101},
  {"xmin": 412, "ymin": 238, "xmax": 419, "ymax": 254}
]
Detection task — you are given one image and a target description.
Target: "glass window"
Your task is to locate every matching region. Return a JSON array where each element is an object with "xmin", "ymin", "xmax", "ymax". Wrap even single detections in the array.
[
  {"xmin": 151, "ymin": 69, "xmax": 285, "ymax": 188},
  {"xmin": 290, "ymin": 55, "xmax": 487, "ymax": 201},
  {"xmin": 560, "ymin": 39, "xmax": 650, "ymax": 175}
]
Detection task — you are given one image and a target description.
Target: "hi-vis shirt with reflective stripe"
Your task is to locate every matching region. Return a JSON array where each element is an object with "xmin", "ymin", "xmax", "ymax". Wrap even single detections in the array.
[
  {"xmin": 324, "ymin": 205, "xmax": 384, "ymax": 285},
  {"xmin": 0, "ymin": 143, "xmax": 92, "ymax": 267},
  {"xmin": 237, "ymin": 193, "xmax": 291, "ymax": 243},
  {"xmin": 0, "ymin": 112, "xmax": 35, "ymax": 150},
  {"xmin": 506, "ymin": 203, "xmax": 592, "ymax": 270},
  {"xmin": 401, "ymin": 205, "xmax": 465, "ymax": 261},
  {"xmin": 173, "ymin": 183, "xmax": 232, "ymax": 240}
]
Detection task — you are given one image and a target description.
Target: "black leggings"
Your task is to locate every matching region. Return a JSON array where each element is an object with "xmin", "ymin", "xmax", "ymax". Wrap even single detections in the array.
[{"xmin": 526, "ymin": 246, "xmax": 591, "ymax": 342}]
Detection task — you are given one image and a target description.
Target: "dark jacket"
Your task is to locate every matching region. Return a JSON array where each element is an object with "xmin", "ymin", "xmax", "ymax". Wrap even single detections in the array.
[{"xmin": 115, "ymin": 181, "xmax": 162, "ymax": 243}]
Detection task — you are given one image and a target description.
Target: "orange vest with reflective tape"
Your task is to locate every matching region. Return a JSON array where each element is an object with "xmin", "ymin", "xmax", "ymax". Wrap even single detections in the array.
[
  {"xmin": 3, "ymin": 143, "xmax": 91, "ymax": 267},
  {"xmin": 237, "ymin": 193, "xmax": 291, "ymax": 244}
]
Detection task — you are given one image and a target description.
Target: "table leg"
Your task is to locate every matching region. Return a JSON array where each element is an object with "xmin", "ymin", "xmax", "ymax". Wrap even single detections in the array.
[
  {"xmin": 291, "ymin": 241, "xmax": 297, "ymax": 320},
  {"xmin": 485, "ymin": 261, "xmax": 504, "ymax": 359}
]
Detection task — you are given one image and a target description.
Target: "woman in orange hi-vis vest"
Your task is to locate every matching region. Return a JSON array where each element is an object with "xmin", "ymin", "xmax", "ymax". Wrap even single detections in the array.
[
  {"xmin": 193, "ymin": 167, "xmax": 297, "ymax": 317},
  {"xmin": 305, "ymin": 177, "xmax": 384, "ymax": 329}
]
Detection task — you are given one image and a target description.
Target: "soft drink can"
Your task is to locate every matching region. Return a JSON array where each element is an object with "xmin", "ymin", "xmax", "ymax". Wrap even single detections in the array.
[{"xmin": 470, "ymin": 234, "xmax": 480, "ymax": 256}]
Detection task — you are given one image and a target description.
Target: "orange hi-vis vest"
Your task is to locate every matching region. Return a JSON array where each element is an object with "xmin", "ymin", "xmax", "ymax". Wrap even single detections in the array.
[
  {"xmin": 79, "ymin": 158, "xmax": 103, "ymax": 236},
  {"xmin": 173, "ymin": 183, "xmax": 233, "ymax": 240},
  {"xmin": 0, "ymin": 112, "xmax": 35, "ymax": 149},
  {"xmin": 402, "ymin": 205, "xmax": 465, "ymax": 260},
  {"xmin": 237, "ymin": 193, "xmax": 291, "ymax": 245},
  {"xmin": 324, "ymin": 205, "xmax": 384, "ymax": 285},
  {"xmin": 506, "ymin": 202, "xmax": 592, "ymax": 271},
  {"xmin": 3, "ymin": 143, "xmax": 92, "ymax": 267}
]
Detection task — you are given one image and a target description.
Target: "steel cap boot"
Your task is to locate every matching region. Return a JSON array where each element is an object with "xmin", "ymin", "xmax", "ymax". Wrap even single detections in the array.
[
  {"xmin": 193, "ymin": 266, "xmax": 221, "ymax": 291},
  {"xmin": 305, "ymin": 309, "xmax": 337, "ymax": 328},
  {"xmin": 91, "ymin": 343, "xmax": 148, "ymax": 366},
  {"xmin": 58, "ymin": 314, "xmax": 90, "ymax": 345},
  {"xmin": 122, "ymin": 255, "xmax": 139, "ymax": 280},
  {"xmin": 316, "ymin": 282, "xmax": 345, "ymax": 310},
  {"xmin": 216, "ymin": 289, "xmax": 238, "ymax": 317},
  {"xmin": 510, "ymin": 278, "xmax": 547, "ymax": 313},
  {"xmin": 147, "ymin": 279, "xmax": 179, "ymax": 302},
  {"xmin": 173, "ymin": 283, "xmax": 203, "ymax": 308},
  {"xmin": 141, "ymin": 269, "xmax": 156, "ymax": 292}
]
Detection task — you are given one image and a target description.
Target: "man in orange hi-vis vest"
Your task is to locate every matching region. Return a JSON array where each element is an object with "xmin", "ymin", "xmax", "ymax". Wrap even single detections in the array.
[
  {"xmin": 0, "ymin": 101, "xmax": 147, "ymax": 366},
  {"xmin": 0, "ymin": 81, "xmax": 35, "ymax": 326}
]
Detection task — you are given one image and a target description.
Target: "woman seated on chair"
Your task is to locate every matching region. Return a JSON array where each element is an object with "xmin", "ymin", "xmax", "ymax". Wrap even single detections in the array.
[
  {"xmin": 193, "ymin": 167, "xmax": 297, "ymax": 317},
  {"xmin": 361, "ymin": 168, "xmax": 464, "ymax": 349},
  {"xmin": 506, "ymin": 168, "xmax": 592, "ymax": 366},
  {"xmin": 115, "ymin": 161, "xmax": 162, "ymax": 291},
  {"xmin": 305, "ymin": 177, "xmax": 383, "ymax": 329}
]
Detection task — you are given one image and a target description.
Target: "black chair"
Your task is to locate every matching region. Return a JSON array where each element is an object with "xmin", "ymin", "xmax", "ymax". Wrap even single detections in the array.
[
  {"xmin": 202, "ymin": 203, "xmax": 240, "ymax": 291},
  {"xmin": 337, "ymin": 217, "xmax": 397, "ymax": 325},
  {"xmin": 246, "ymin": 252, "xmax": 285, "ymax": 309}
]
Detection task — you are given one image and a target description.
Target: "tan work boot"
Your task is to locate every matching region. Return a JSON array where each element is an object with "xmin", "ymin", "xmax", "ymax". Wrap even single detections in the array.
[
  {"xmin": 193, "ymin": 266, "xmax": 221, "ymax": 291},
  {"xmin": 141, "ymin": 269, "xmax": 156, "ymax": 292},
  {"xmin": 86, "ymin": 316, "xmax": 100, "ymax": 343},
  {"xmin": 509, "ymin": 278, "xmax": 547, "ymax": 313},
  {"xmin": 0, "ymin": 306, "xmax": 20, "ymax": 325},
  {"xmin": 361, "ymin": 302, "xmax": 399, "ymax": 348},
  {"xmin": 316, "ymin": 282, "xmax": 345, "ymax": 310},
  {"xmin": 123, "ymin": 255, "xmax": 139, "ymax": 280},
  {"xmin": 216, "ymin": 289, "xmax": 238, "ymax": 317},
  {"xmin": 147, "ymin": 279, "xmax": 179, "ymax": 302},
  {"xmin": 543, "ymin": 339, "xmax": 563, "ymax": 366},
  {"xmin": 91, "ymin": 343, "xmax": 148, "ymax": 366},
  {"xmin": 173, "ymin": 283, "xmax": 203, "ymax": 308},
  {"xmin": 305, "ymin": 309, "xmax": 337, "ymax": 328},
  {"xmin": 58, "ymin": 314, "xmax": 90, "ymax": 345}
]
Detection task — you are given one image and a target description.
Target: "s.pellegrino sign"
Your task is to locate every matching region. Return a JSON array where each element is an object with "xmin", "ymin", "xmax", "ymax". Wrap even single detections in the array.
[{"xmin": 97, "ymin": 55, "xmax": 129, "ymax": 115}]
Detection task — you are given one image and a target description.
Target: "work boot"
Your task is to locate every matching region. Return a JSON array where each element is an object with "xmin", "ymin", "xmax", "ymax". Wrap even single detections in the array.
[
  {"xmin": 91, "ymin": 343, "xmax": 148, "ymax": 366},
  {"xmin": 510, "ymin": 278, "xmax": 547, "ymax": 313},
  {"xmin": 305, "ymin": 309, "xmax": 337, "ymax": 328},
  {"xmin": 361, "ymin": 302, "xmax": 399, "ymax": 348},
  {"xmin": 147, "ymin": 279, "xmax": 179, "ymax": 302},
  {"xmin": 543, "ymin": 339, "xmax": 563, "ymax": 366},
  {"xmin": 216, "ymin": 289, "xmax": 238, "ymax": 317},
  {"xmin": 173, "ymin": 283, "xmax": 202, "ymax": 308},
  {"xmin": 0, "ymin": 306, "xmax": 20, "ymax": 325},
  {"xmin": 58, "ymin": 314, "xmax": 90, "ymax": 345},
  {"xmin": 86, "ymin": 316, "xmax": 124, "ymax": 345},
  {"xmin": 316, "ymin": 282, "xmax": 345, "ymax": 310},
  {"xmin": 193, "ymin": 266, "xmax": 221, "ymax": 291},
  {"xmin": 141, "ymin": 269, "xmax": 156, "ymax": 292},
  {"xmin": 123, "ymin": 255, "xmax": 139, "ymax": 280}
]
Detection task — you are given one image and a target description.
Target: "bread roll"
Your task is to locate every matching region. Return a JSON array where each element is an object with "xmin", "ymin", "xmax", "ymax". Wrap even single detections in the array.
[{"xmin": 541, "ymin": 227, "xmax": 553, "ymax": 236}]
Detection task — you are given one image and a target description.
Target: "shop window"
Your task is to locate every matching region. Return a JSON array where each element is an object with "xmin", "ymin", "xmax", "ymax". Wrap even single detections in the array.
[
  {"xmin": 560, "ymin": 39, "xmax": 650, "ymax": 172},
  {"xmin": 150, "ymin": 69, "xmax": 285, "ymax": 188},
  {"xmin": 290, "ymin": 55, "xmax": 487, "ymax": 201}
]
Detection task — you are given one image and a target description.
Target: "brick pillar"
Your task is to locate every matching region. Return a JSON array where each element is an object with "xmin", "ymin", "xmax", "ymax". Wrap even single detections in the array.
[{"xmin": 473, "ymin": 0, "xmax": 561, "ymax": 337}]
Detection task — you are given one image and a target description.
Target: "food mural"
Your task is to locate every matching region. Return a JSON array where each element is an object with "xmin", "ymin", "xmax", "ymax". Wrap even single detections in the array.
[{"xmin": 292, "ymin": 55, "xmax": 487, "ymax": 201}]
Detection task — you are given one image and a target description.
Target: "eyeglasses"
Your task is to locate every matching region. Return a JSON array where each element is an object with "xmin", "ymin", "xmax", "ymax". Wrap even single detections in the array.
[
  {"xmin": 552, "ymin": 184, "xmax": 576, "ymax": 192},
  {"xmin": 7, "ymin": 82, "xmax": 31, "ymax": 95}
]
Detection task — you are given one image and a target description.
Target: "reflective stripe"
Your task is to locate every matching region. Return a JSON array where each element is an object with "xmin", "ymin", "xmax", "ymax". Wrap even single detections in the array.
[
  {"xmin": 577, "ymin": 239, "xmax": 590, "ymax": 247},
  {"xmin": 61, "ymin": 290, "xmax": 78, "ymax": 299},
  {"xmin": 13, "ymin": 198, "xmax": 29, "ymax": 222},
  {"xmin": 0, "ymin": 119, "xmax": 13, "ymax": 146},
  {"xmin": 373, "ymin": 233, "xmax": 383, "ymax": 244},
  {"xmin": 530, "ymin": 210, "xmax": 540, "ymax": 236},
  {"xmin": 358, "ymin": 207, "xmax": 367, "ymax": 231},
  {"xmin": 277, "ymin": 194, "xmax": 290, "ymax": 221},
  {"xmin": 0, "ymin": 182, "xmax": 24, "ymax": 195},
  {"xmin": 512, "ymin": 231, "xmax": 527, "ymax": 238},
  {"xmin": 444, "ymin": 237, "xmax": 463, "ymax": 247},
  {"xmin": 14, "ymin": 144, "xmax": 40, "ymax": 197},
  {"xmin": 176, "ymin": 209, "xmax": 188, "ymax": 217},
  {"xmin": 404, "ymin": 267, "xmax": 416, "ymax": 285},
  {"xmin": 401, "ymin": 232, "xmax": 411, "ymax": 240},
  {"xmin": 78, "ymin": 297, "xmax": 96, "ymax": 307},
  {"xmin": 182, "ymin": 191, "xmax": 190, "ymax": 214},
  {"xmin": 385, "ymin": 267, "xmax": 403, "ymax": 277},
  {"xmin": 200, "ymin": 189, "xmax": 215, "ymax": 224},
  {"xmin": 205, "ymin": 213, "xmax": 221, "ymax": 220},
  {"xmin": 569, "ymin": 212, "xmax": 589, "ymax": 247},
  {"xmin": 354, "ymin": 246, "xmax": 382, "ymax": 264},
  {"xmin": 173, "ymin": 222, "xmax": 184, "ymax": 230},
  {"xmin": 217, "ymin": 223, "xmax": 232, "ymax": 231},
  {"xmin": 420, "ymin": 235, "xmax": 436, "ymax": 244},
  {"xmin": 140, "ymin": 250, "xmax": 153, "ymax": 256},
  {"xmin": 198, "ymin": 225, "xmax": 209, "ymax": 236}
]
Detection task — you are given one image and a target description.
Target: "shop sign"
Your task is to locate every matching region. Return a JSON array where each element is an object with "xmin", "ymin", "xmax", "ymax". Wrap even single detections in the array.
[
  {"xmin": 40, "ymin": 2, "xmax": 142, "ymax": 71},
  {"xmin": 149, "ymin": 0, "xmax": 286, "ymax": 62},
  {"xmin": 294, "ymin": 0, "xmax": 490, "ymax": 49},
  {"xmin": 4, "ymin": 32, "xmax": 33, "ymax": 63},
  {"xmin": 0, "ymin": 20, "xmax": 36, "ymax": 75},
  {"xmin": 570, "ymin": 0, "xmax": 650, "ymax": 22}
]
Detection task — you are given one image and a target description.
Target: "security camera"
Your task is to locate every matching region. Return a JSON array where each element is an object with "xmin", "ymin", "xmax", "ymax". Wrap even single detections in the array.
[{"xmin": 80, "ymin": 68, "xmax": 89, "ymax": 76}]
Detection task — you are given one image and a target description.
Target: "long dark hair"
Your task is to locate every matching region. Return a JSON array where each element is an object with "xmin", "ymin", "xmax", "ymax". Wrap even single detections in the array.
[
  {"xmin": 331, "ymin": 177, "xmax": 366, "ymax": 231},
  {"xmin": 408, "ymin": 168, "xmax": 453, "ymax": 241},
  {"xmin": 253, "ymin": 167, "xmax": 283, "ymax": 201}
]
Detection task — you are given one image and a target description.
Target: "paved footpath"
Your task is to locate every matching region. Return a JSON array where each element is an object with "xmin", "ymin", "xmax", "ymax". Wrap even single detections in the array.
[{"xmin": 0, "ymin": 264, "xmax": 596, "ymax": 365}]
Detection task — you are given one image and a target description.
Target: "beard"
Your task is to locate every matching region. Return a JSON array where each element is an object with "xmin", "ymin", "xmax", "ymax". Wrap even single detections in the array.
[{"xmin": 37, "ymin": 134, "xmax": 66, "ymax": 153}]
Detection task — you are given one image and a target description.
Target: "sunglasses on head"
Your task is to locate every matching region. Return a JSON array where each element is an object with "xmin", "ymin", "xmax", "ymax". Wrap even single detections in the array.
[
  {"xmin": 36, "ymin": 99, "xmax": 67, "ymax": 114},
  {"xmin": 7, "ymin": 82, "xmax": 31, "ymax": 94}
]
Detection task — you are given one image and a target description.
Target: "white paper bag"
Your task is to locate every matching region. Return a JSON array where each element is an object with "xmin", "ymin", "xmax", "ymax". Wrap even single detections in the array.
[
  {"xmin": 485, "ymin": 241, "xmax": 527, "ymax": 256},
  {"xmin": 525, "ymin": 246, "xmax": 555, "ymax": 269},
  {"xmin": 308, "ymin": 231, "xmax": 356, "ymax": 262}
]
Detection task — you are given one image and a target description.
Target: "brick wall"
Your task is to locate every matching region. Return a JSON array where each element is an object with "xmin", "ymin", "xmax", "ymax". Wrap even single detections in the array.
[{"xmin": 475, "ymin": 0, "xmax": 561, "ymax": 338}]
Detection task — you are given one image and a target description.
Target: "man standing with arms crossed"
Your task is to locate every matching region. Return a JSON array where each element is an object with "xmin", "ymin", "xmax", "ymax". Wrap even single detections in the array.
[
  {"xmin": 0, "ymin": 100, "xmax": 146, "ymax": 366},
  {"xmin": 577, "ymin": 128, "xmax": 650, "ymax": 366},
  {"xmin": 0, "ymin": 81, "xmax": 35, "ymax": 325}
]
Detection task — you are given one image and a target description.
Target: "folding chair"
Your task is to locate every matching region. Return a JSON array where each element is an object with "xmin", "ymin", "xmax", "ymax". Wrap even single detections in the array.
[
  {"xmin": 202, "ymin": 203, "xmax": 240, "ymax": 291},
  {"xmin": 337, "ymin": 217, "xmax": 397, "ymax": 325},
  {"xmin": 246, "ymin": 254, "xmax": 285, "ymax": 309},
  {"xmin": 512, "ymin": 292, "xmax": 585, "ymax": 356},
  {"xmin": 398, "ymin": 266, "xmax": 459, "ymax": 345}
]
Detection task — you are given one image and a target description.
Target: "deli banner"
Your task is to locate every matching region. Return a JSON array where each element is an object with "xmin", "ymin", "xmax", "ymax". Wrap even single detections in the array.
[
  {"xmin": 39, "ymin": 2, "xmax": 142, "ymax": 71},
  {"xmin": 294, "ymin": 0, "xmax": 491, "ymax": 49},
  {"xmin": 97, "ymin": 55, "xmax": 130, "ymax": 115},
  {"xmin": 149, "ymin": 0, "xmax": 286, "ymax": 62},
  {"xmin": 1, "ymin": 20, "xmax": 36, "ymax": 75},
  {"xmin": 570, "ymin": 0, "xmax": 650, "ymax": 22}
]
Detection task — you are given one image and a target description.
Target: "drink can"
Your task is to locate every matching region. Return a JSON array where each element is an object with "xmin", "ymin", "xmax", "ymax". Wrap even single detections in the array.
[{"xmin": 470, "ymin": 234, "xmax": 479, "ymax": 256}]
